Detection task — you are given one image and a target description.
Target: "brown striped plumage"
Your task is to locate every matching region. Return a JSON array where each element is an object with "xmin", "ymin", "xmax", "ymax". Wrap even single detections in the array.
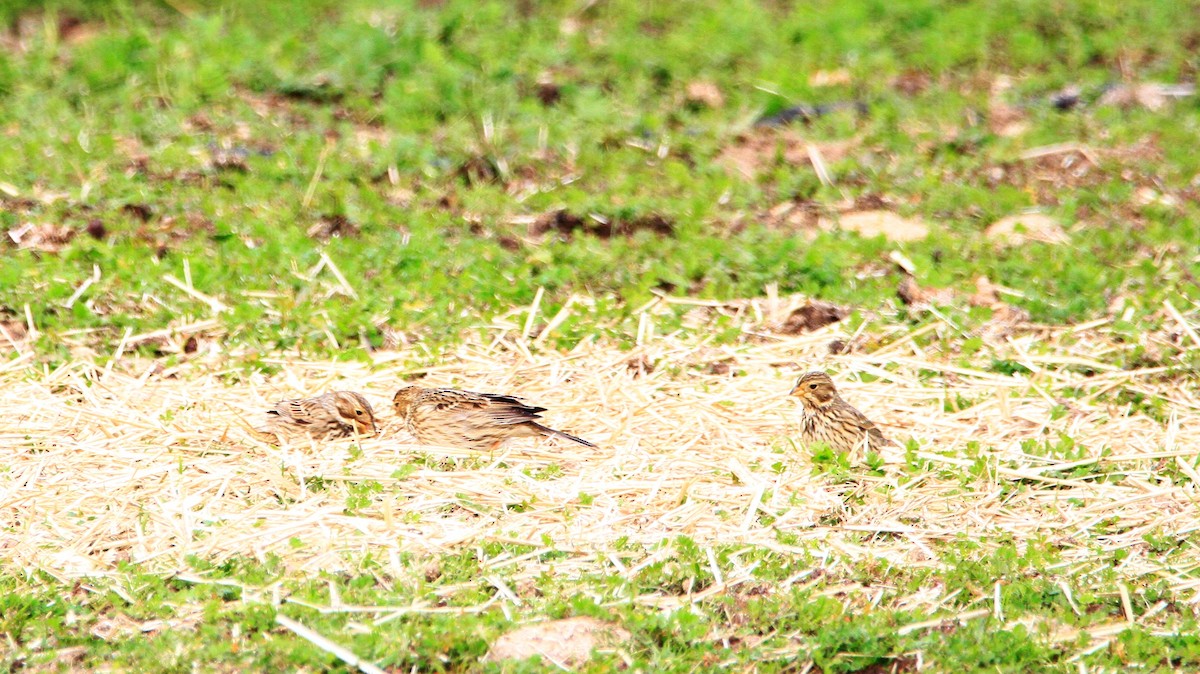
[
  {"xmin": 392, "ymin": 385, "xmax": 595, "ymax": 451},
  {"xmin": 789, "ymin": 372, "xmax": 893, "ymax": 456},
  {"xmin": 247, "ymin": 391, "xmax": 377, "ymax": 444}
]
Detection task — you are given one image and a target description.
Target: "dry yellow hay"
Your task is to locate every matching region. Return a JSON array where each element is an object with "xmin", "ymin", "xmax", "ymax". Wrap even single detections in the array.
[{"xmin": 2, "ymin": 299, "xmax": 1198, "ymax": 621}]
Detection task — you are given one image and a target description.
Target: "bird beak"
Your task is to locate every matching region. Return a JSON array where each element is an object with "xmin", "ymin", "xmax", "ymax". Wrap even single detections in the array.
[{"xmin": 788, "ymin": 385, "xmax": 800, "ymax": 396}]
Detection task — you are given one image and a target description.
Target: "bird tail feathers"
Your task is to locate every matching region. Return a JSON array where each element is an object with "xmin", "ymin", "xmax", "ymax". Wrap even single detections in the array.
[{"xmin": 535, "ymin": 423, "xmax": 597, "ymax": 448}]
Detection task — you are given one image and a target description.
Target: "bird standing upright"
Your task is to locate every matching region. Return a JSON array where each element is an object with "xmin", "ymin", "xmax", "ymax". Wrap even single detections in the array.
[
  {"xmin": 392, "ymin": 385, "xmax": 595, "ymax": 451},
  {"xmin": 789, "ymin": 372, "xmax": 893, "ymax": 457},
  {"xmin": 246, "ymin": 390, "xmax": 377, "ymax": 444}
]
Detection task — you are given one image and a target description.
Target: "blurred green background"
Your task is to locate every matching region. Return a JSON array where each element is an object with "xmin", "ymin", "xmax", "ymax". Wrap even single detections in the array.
[{"xmin": 1, "ymin": 0, "xmax": 1197, "ymax": 366}]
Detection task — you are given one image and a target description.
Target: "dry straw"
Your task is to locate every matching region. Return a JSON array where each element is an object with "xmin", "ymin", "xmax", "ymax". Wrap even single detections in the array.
[{"xmin": 2, "ymin": 296, "xmax": 1198, "ymax": 624}]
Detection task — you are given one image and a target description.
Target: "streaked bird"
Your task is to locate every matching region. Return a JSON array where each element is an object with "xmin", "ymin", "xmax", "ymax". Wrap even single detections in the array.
[
  {"xmin": 246, "ymin": 390, "xmax": 377, "ymax": 444},
  {"xmin": 789, "ymin": 371, "xmax": 893, "ymax": 456},
  {"xmin": 392, "ymin": 385, "xmax": 595, "ymax": 451}
]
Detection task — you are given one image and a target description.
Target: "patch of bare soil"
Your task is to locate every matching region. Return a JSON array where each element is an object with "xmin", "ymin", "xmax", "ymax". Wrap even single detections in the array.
[
  {"xmin": 820, "ymin": 210, "xmax": 930, "ymax": 242},
  {"xmin": 6, "ymin": 222, "xmax": 76, "ymax": 253},
  {"xmin": 684, "ymin": 79, "xmax": 725, "ymax": 109},
  {"xmin": 984, "ymin": 213, "xmax": 1069, "ymax": 246},
  {"xmin": 779, "ymin": 300, "xmax": 848, "ymax": 334},
  {"xmin": 982, "ymin": 140, "xmax": 1166, "ymax": 208},
  {"xmin": 307, "ymin": 214, "xmax": 361, "ymax": 242},
  {"xmin": 484, "ymin": 617, "xmax": 631, "ymax": 667},
  {"xmin": 717, "ymin": 128, "xmax": 857, "ymax": 181},
  {"xmin": 530, "ymin": 209, "xmax": 674, "ymax": 239}
]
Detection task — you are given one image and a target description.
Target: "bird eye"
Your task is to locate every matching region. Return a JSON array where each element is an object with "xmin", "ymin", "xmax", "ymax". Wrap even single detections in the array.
[
  {"xmin": 809, "ymin": 383, "xmax": 817, "ymax": 390},
  {"xmin": 356, "ymin": 410, "xmax": 363, "ymax": 415}
]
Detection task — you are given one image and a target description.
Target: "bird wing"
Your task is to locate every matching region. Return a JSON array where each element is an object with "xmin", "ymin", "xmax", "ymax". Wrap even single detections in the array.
[
  {"xmin": 479, "ymin": 392, "xmax": 548, "ymax": 426},
  {"xmin": 417, "ymin": 389, "xmax": 546, "ymax": 427},
  {"xmin": 269, "ymin": 398, "xmax": 321, "ymax": 425},
  {"xmin": 425, "ymin": 388, "xmax": 490, "ymax": 409},
  {"xmin": 848, "ymin": 407, "xmax": 892, "ymax": 447}
]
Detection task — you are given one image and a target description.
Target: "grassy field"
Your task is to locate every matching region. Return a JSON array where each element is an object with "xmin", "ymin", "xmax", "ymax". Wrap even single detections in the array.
[{"xmin": 3, "ymin": 0, "xmax": 1200, "ymax": 671}]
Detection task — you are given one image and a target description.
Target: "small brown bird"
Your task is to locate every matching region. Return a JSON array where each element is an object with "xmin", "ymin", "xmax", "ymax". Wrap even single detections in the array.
[
  {"xmin": 392, "ymin": 385, "xmax": 595, "ymax": 451},
  {"xmin": 246, "ymin": 391, "xmax": 377, "ymax": 444},
  {"xmin": 789, "ymin": 372, "xmax": 893, "ymax": 456}
]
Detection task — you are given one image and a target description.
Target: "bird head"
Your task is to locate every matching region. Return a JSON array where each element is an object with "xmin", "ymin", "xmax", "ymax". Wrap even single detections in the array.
[
  {"xmin": 391, "ymin": 386, "xmax": 422, "ymax": 422},
  {"xmin": 789, "ymin": 371, "xmax": 839, "ymax": 409},
  {"xmin": 331, "ymin": 391, "xmax": 377, "ymax": 436}
]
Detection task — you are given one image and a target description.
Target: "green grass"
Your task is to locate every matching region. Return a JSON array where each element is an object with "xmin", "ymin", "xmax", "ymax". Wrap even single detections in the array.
[
  {"xmin": 4, "ymin": 0, "xmax": 1200, "ymax": 670},
  {"xmin": 2, "ymin": 0, "xmax": 1199, "ymax": 364},
  {"xmin": 5, "ymin": 540, "xmax": 1200, "ymax": 672}
]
